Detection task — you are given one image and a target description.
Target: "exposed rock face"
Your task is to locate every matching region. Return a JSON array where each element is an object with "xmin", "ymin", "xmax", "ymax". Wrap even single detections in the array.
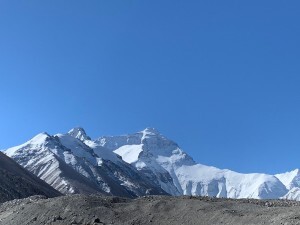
[{"xmin": 0, "ymin": 152, "xmax": 61, "ymax": 203}]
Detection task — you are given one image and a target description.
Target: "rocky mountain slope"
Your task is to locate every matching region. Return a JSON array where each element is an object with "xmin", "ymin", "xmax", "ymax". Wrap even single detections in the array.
[
  {"xmin": 4, "ymin": 127, "xmax": 300, "ymax": 200},
  {"xmin": 0, "ymin": 152, "xmax": 61, "ymax": 203}
]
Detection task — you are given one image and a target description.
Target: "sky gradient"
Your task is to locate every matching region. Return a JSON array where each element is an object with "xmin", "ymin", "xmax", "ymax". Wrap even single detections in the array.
[{"xmin": 1, "ymin": 1, "xmax": 300, "ymax": 174}]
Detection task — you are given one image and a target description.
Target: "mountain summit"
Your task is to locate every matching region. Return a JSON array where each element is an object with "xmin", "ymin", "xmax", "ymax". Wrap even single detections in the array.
[
  {"xmin": 68, "ymin": 127, "xmax": 90, "ymax": 141},
  {"xmin": 4, "ymin": 127, "xmax": 300, "ymax": 200}
]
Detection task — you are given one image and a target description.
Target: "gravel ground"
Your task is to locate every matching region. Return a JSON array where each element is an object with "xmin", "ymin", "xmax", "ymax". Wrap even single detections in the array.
[{"xmin": 2, "ymin": 195, "xmax": 300, "ymax": 225}]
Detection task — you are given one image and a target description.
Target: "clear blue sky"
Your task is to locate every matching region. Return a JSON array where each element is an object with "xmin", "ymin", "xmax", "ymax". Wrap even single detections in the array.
[{"xmin": 1, "ymin": 1, "xmax": 300, "ymax": 174}]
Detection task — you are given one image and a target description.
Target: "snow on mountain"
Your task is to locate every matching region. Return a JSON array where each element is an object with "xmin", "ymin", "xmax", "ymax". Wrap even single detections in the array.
[
  {"xmin": 59, "ymin": 130, "xmax": 167, "ymax": 197},
  {"xmin": 97, "ymin": 128, "xmax": 184, "ymax": 195},
  {"xmin": 5, "ymin": 133, "xmax": 106, "ymax": 195},
  {"xmin": 275, "ymin": 169, "xmax": 300, "ymax": 200},
  {"xmin": 68, "ymin": 127, "xmax": 91, "ymax": 141},
  {"xmin": 114, "ymin": 145, "xmax": 143, "ymax": 164},
  {"xmin": 5, "ymin": 127, "xmax": 300, "ymax": 200},
  {"xmin": 5, "ymin": 128, "xmax": 166, "ymax": 198},
  {"xmin": 276, "ymin": 169, "xmax": 300, "ymax": 189},
  {"xmin": 282, "ymin": 187, "xmax": 300, "ymax": 200},
  {"xmin": 98, "ymin": 128, "xmax": 292, "ymax": 200}
]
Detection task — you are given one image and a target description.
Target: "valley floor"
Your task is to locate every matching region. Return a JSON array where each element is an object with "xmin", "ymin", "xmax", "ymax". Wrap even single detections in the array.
[{"xmin": 1, "ymin": 195, "xmax": 300, "ymax": 225}]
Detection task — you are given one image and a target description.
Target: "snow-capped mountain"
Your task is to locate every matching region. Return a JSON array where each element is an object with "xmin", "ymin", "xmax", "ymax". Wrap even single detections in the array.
[
  {"xmin": 4, "ymin": 127, "xmax": 300, "ymax": 200},
  {"xmin": 5, "ymin": 128, "xmax": 166, "ymax": 197},
  {"xmin": 97, "ymin": 128, "xmax": 299, "ymax": 200}
]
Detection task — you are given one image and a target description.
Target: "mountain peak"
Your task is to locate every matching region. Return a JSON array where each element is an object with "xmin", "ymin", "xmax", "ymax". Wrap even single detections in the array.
[
  {"xmin": 141, "ymin": 127, "xmax": 160, "ymax": 135},
  {"xmin": 28, "ymin": 132, "xmax": 51, "ymax": 145},
  {"xmin": 68, "ymin": 127, "xmax": 91, "ymax": 141}
]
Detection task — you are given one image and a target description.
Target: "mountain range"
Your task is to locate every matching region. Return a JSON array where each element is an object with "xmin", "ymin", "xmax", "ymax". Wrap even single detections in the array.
[{"xmin": 4, "ymin": 127, "xmax": 300, "ymax": 200}]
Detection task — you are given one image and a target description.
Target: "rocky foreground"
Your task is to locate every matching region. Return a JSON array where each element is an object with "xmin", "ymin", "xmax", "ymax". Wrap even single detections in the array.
[{"xmin": 2, "ymin": 195, "xmax": 300, "ymax": 225}]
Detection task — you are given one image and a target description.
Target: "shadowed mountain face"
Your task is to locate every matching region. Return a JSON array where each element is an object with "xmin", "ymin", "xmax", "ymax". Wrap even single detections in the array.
[{"xmin": 0, "ymin": 152, "xmax": 61, "ymax": 203}]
